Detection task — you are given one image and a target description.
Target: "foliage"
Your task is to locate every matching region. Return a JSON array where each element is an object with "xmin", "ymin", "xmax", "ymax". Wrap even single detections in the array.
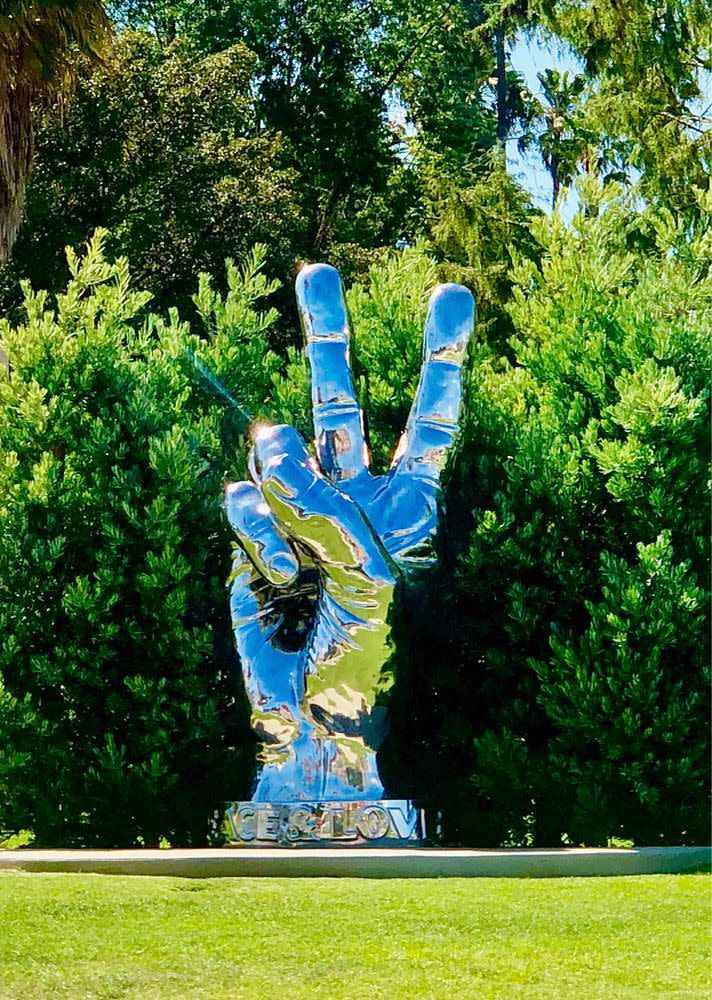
[
  {"xmin": 347, "ymin": 245, "xmax": 440, "ymax": 471},
  {"xmin": 265, "ymin": 194, "xmax": 710, "ymax": 847},
  {"xmin": 0, "ymin": 0, "xmax": 709, "ymax": 847},
  {"xmin": 114, "ymin": 0, "xmax": 410, "ymax": 252},
  {"xmin": 5, "ymin": 30, "xmax": 302, "ymax": 318},
  {"xmin": 533, "ymin": 0, "xmax": 711, "ymax": 215},
  {"xmin": 0, "ymin": 0, "xmax": 110, "ymax": 261},
  {"xmin": 425, "ymin": 184, "xmax": 709, "ymax": 845},
  {"xmin": 421, "ymin": 150, "xmax": 539, "ymax": 347},
  {"xmin": 519, "ymin": 68, "xmax": 588, "ymax": 207},
  {"xmin": 0, "ymin": 234, "xmax": 286, "ymax": 845},
  {"xmin": 0, "ymin": 1, "xmax": 109, "ymax": 76},
  {"xmin": 2, "ymin": 0, "xmax": 524, "ymax": 309},
  {"xmin": 2, "ymin": 187, "xmax": 710, "ymax": 845},
  {"xmin": 319, "ymin": 188, "xmax": 709, "ymax": 846}
]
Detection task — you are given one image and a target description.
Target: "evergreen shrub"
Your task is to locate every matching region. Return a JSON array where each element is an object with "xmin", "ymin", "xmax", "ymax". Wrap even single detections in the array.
[{"xmin": 1, "ymin": 189, "xmax": 709, "ymax": 845}]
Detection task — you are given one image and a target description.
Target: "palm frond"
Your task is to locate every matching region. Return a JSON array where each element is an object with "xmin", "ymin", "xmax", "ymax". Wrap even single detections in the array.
[
  {"xmin": 0, "ymin": 0, "xmax": 111, "ymax": 260},
  {"xmin": 0, "ymin": 1, "xmax": 111, "ymax": 88}
]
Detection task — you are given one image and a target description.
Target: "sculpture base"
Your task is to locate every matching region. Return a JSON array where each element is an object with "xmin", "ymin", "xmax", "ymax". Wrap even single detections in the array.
[{"xmin": 223, "ymin": 799, "xmax": 425, "ymax": 846}]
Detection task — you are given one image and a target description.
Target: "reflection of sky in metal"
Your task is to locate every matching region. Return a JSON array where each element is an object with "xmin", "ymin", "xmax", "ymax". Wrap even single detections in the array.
[{"xmin": 227, "ymin": 265, "xmax": 474, "ymax": 804}]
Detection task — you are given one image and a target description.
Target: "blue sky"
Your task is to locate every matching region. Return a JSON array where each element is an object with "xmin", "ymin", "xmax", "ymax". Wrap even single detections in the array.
[
  {"xmin": 505, "ymin": 30, "xmax": 711, "ymax": 220},
  {"xmin": 389, "ymin": 30, "xmax": 588, "ymax": 220},
  {"xmin": 506, "ymin": 33, "xmax": 585, "ymax": 220}
]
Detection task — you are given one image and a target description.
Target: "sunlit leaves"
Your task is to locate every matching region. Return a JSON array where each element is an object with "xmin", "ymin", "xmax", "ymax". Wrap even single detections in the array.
[{"xmin": 0, "ymin": 235, "xmax": 281, "ymax": 844}]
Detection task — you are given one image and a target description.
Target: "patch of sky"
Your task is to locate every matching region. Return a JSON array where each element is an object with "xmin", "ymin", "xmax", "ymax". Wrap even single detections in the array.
[
  {"xmin": 506, "ymin": 31, "xmax": 585, "ymax": 222},
  {"xmin": 506, "ymin": 29, "xmax": 710, "ymax": 221},
  {"xmin": 386, "ymin": 30, "xmax": 588, "ymax": 222}
]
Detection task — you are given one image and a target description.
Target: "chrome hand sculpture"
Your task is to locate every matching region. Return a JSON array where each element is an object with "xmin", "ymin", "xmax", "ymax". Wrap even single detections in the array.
[{"xmin": 226, "ymin": 264, "xmax": 474, "ymax": 805}]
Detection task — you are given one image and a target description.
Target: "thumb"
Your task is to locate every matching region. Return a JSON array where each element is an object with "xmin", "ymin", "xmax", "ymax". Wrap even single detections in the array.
[{"xmin": 253, "ymin": 425, "xmax": 395, "ymax": 604}]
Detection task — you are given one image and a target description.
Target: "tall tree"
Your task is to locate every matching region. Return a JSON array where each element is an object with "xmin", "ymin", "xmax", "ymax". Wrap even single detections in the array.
[
  {"xmin": 529, "ymin": 68, "xmax": 586, "ymax": 207},
  {"xmin": 483, "ymin": 1, "xmax": 532, "ymax": 144},
  {"xmin": 114, "ymin": 1, "xmax": 406, "ymax": 252},
  {"xmin": 112, "ymin": 1, "xmax": 507, "ymax": 254},
  {"xmin": 532, "ymin": 0, "xmax": 711, "ymax": 214},
  {"xmin": 0, "ymin": 1, "xmax": 110, "ymax": 262},
  {"xmin": 18, "ymin": 32, "xmax": 303, "ymax": 315}
]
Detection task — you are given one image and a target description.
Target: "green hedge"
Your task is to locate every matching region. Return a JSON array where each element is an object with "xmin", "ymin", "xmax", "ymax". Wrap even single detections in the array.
[
  {"xmin": 0, "ymin": 238, "xmax": 283, "ymax": 845},
  {"xmin": 1, "ymin": 188, "xmax": 709, "ymax": 846},
  {"xmin": 385, "ymin": 188, "xmax": 711, "ymax": 846}
]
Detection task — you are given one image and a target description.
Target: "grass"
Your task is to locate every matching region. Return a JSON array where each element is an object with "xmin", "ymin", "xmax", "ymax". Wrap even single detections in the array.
[{"xmin": 0, "ymin": 871, "xmax": 709, "ymax": 998}]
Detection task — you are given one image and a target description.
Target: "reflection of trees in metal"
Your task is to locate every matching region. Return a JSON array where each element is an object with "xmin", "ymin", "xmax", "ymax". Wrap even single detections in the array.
[{"xmin": 226, "ymin": 263, "xmax": 474, "ymax": 802}]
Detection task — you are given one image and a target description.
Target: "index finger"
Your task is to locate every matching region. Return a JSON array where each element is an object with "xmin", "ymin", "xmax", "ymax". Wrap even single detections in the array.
[
  {"xmin": 296, "ymin": 263, "xmax": 369, "ymax": 483},
  {"xmin": 391, "ymin": 282, "xmax": 475, "ymax": 483}
]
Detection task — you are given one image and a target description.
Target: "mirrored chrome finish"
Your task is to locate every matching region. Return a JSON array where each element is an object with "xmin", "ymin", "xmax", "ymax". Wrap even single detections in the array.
[
  {"xmin": 223, "ymin": 799, "xmax": 424, "ymax": 845},
  {"xmin": 225, "ymin": 263, "xmax": 475, "ymax": 828}
]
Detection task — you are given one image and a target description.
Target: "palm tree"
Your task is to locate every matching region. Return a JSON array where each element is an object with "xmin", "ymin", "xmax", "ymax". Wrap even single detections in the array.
[
  {"xmin": 533, "ymin": 68, "xmax": 586, "ymax": 209},
  {"xmin": 0, "ymin": 1, "xmax": 110, "ymax": 262}
]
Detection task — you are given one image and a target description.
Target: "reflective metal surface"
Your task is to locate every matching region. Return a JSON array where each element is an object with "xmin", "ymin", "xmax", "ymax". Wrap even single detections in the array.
[
  {"xmin": 226, "ymin": 263, "xmax": 475, "ymax": 809},
  {"xmin": 224, "ymin": 799, "xmax": 424, "ymax": 845}
]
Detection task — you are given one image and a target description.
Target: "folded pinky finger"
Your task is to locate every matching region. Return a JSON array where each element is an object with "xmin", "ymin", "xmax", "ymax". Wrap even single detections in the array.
[{"xmin": 225, "ymin": 481, "xmax": 300, "ymax": 587}]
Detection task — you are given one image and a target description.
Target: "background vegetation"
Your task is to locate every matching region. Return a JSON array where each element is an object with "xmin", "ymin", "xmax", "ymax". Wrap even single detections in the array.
[{"xmin": 0, "ymin": 0, "xmax": 709, "ymax": 846}]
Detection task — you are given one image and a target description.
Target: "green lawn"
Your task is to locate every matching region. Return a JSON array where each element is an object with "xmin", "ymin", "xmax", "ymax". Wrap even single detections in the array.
[{"xmin": 0, "ymin": 871, "xmax": 709, "ymax": 999}]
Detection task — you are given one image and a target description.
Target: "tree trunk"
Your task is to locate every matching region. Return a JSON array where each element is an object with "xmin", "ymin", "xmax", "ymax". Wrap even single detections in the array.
[
  {"xmin": 551, "ymin": 153, "xmax": 560, "ymax": 210},
  {"xmin": 494, "ymin": 21, "xmax": 508, "ymax": 143},
  {"xmin": 0, "ymin": 68, "xmax": 34, "ymax": 263},
  {"xmin": 314, "ymin": 182, "xmax": 343, "ymax": 252}
]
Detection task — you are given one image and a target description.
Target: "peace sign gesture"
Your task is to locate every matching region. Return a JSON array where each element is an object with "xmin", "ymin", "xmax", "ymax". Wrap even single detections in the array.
[{"xmin": 226, "ymin": 264, "xmax": 475, "ymax": 803}]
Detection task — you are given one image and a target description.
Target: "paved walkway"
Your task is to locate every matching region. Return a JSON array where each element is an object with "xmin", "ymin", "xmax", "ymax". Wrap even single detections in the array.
[{"xmin": 0, "ymin": 846, "xmax": 708, "ymax": 879}]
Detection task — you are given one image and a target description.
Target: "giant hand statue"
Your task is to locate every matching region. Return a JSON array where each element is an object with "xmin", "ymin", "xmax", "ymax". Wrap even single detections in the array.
[{"xmin": 225, "ymin": 264, "xmax": 474, "ymax": 814}]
